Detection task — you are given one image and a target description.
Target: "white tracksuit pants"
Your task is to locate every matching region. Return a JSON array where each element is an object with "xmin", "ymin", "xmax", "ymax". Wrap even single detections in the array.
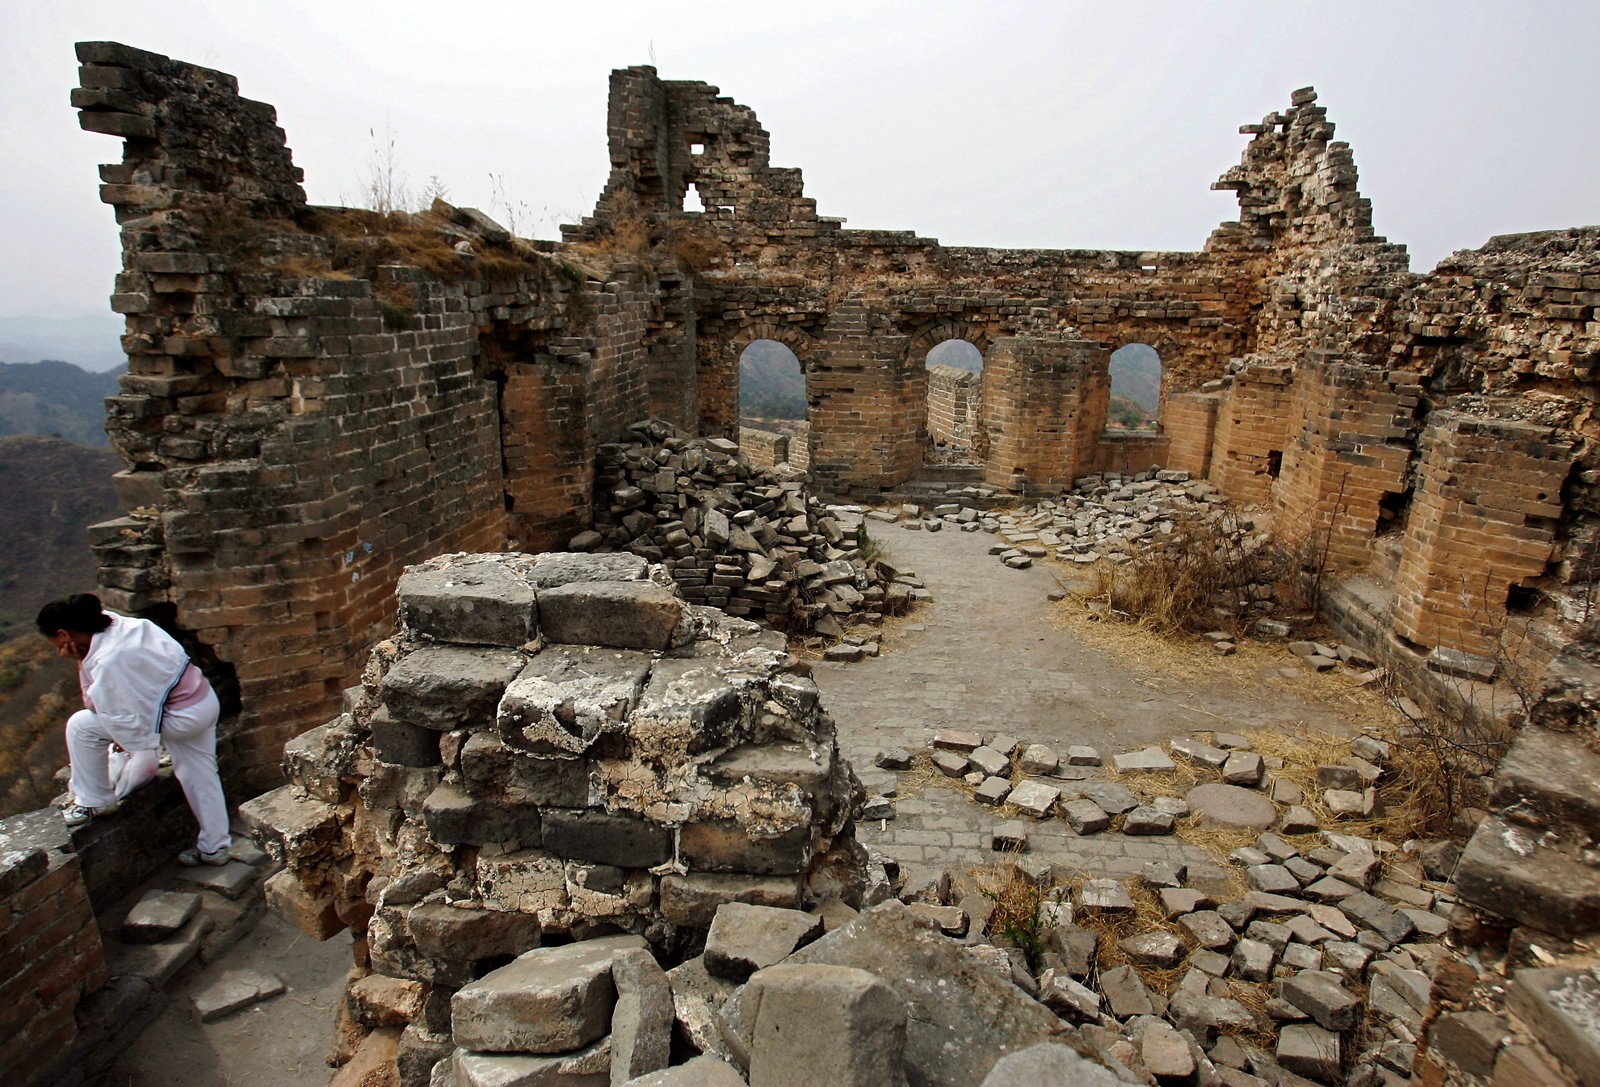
[{"xmin": 66, "ymin": 687, "xmax": 231, "ymax": 855}]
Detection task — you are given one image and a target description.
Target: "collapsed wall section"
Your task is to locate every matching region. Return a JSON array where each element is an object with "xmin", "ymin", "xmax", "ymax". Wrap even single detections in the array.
[{"xmin": 241, "ymin": 552, "xmax": 864, "ymax": 1059}]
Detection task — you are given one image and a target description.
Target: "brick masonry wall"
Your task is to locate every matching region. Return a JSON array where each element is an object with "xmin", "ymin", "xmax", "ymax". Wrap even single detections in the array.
[
  {"xmin": 1209, "ymin": 363, "xmax": 1294, "ymax": 508},
  {"xmin": 926, "ymin": 364, "xmax": 979, "ymax": 449},
  {"xmin": 1162, "ymin": 391, "xmax": 1220, "ymax": 478},
  {"xmin": 1392, "ymin": 413, "xmax": 1574, "ymax": 653},
  {"xmin": 983, "ymin": 333, "xmax": 1107, "ymax": 495},
  {"xmin": 0, "ymin": 843, "xmax": 107, "ymax": 1087}
]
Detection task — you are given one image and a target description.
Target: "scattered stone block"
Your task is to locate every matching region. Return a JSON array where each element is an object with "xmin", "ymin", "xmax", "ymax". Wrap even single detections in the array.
[
  {"xmin": 1077, "ymin": 879, "xmax": 1135, "ymax": 915},
  {"xmin": 875, "ymin": 747, "xmax": 913, "ymax": 770},
  {"xmin": 1123, "ymin": 806, "xmax": 1175, "ymax": 835},
  {"xmin": 1187, "ymin": 784, "xmax": 1277, "ymax": 830},
  {"xmin": 1179, "ymin": 911, "xmax": 1235, "ymax": 950},
  {"xmin": 1427, "ymin": 646, "xmax": 1497, "ymax": 682},
  {"xmin": 1159, "ymin": 887, "xmax": 1212, "ymax": 918},
  {"xmin": 452, "ymin": 1039, "xmax": 610, "ymax": 1085},
  {"xmin": 1076, "ymin": 780, "xmax": 1139, "ymax": 814},
  {"xmin": 742, "ymin": 963, "xmax": 906, "ymax": 1087},
  {"xmin": 1222, "ymin": 752, "xmax": 1264, "ymax": 786},
  {"xmin": 1119, "ymin": 930, "xmax": 1186, "ymax": 969},
  {"xmin": 705, "ymin": 903, "xmax": 823, "ymax": 982},
  {"xmin": 1170, "ymin": 737, "xmax": 1229, "ymax": 767},
  {"xmin": 978, "ymin": 1043, "xmax": 1123, "ymax": 1087},
  {"xmin": 1062, "ymin": 799, "xmax": 1110, "ymax": 835},
  {"xmin": 1065, "ymin": 746, "xmax": 1102, "ymax": 766},
  {"xmin": 1099, "ymin": 964, "xmax": 1156, "ymax": 1019},
  {"xmin": 539, "ymin": 579, "xmax": 688, "ymax": 651},
  {"xmin": 1039, "ymin": 970, "xmax": 1102, "ymax": 1022},
  {"xmin": 1006, "ymin": 780, "xmax": 1060, "ymax": 819},
  {"xmin": 1430, "ymin": 1009, "xmax": 1507, "ymax": 1077},
  {"xmin": 1278, "ymin": 971, "xmax": 1362, "ymax": 1031},
  {"xmin": 932, "ymin": 750, "xmax": 968, "ymax": 777},
  {"xmin": 451, "ymin": 934, "xmax": 647, "ymax": 1054},
  {"xmin": 1277, "ymin": 1023, "xmax": 1342, "ymax": 1085},
  {"xmin": 622, "ymin": 1054, "xmax": 747, "ymax": 1086},
  {"xmin": 932, "ymin": 730, "xmax": 982, "ymax": 753},
  {"xmin": 1246, "ymin": 864, "xmax": 1300, "ymax": 895},
  {"xmin": 1231, "ymin": 938, "xmax": 1276, "ymax": 982},
  {"xmin": 191, "ymin": 969, "xmax": 285, "ymax": 1023},
  {"xmin": 1278, "ymin": 806, "xmax": 1319, "ymax": 835},
  {"xmin": 991, "ymin": 820, "xmax": 1029, "ymax": 852},
  {"xmin": 974, "ymin": 776, "xmax": 1011, "ymax": 806},
  {"xmin": 1113, "ymin": 746, "xmax": 1177, "ymax": 773},
  {"xmin": 1142, "ymin": 1020, "xmax": 1197, "ymax": 1084},
  {"xmin": 1019, "ymin": 744, "xmax": 1059, "ymax": 775}
]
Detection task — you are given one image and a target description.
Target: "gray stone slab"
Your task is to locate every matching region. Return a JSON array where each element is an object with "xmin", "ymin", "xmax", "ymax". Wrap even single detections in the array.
[
  {"xmin": 967, "ymin": 745, "xmax": 1011, "ymax": 777},
  {"xmin": 1187, "ymin": 784, "xmax": 1277, "ymax": 830},
  {"xmin": 1077, "ymin": 879, "xmax": 1135, "ymax": 915},
  {"xmin": 452, "ymin": 1038, "xmax": 611, "ymax": 1086},
  {"xmin": 174, "ymin": 860, "xmax": 257, "ymax": 899},
  {"xmin": 121, "ymin": 889, "xmax": 202, "ymax": 943},
  {"xmin": 978, "ymin": 1042, "xmax": 1121, "ymax": 1087},
  {"xmin": 1507, "ymin": 967, "xmax": 1600, "ymax": 1087},
  {"xmin": 621, "ymin": 1054, "xmax": 746, "ymax": 1086},
  {"xmin": 1278, "ymin": 971, "xmax": 1362, "ymax": 1031},
  {"xmin": 1062, "ymin": 798, "xmax": 1110, "ymax": 834},
  {"xmin": 610, "ymin": 947, "xmax": 673, "ymax": 1085},
  {"xmin": 1277, "ymin": 1023, "xmax": 1341, "ymax": 1085},
  {"xmin": 1075, "ymin": 780, "xmax": 1139, "ymax": 815},
  {"xmin": 782, "ymin": 903, "xmax": 1072, "ymax": 1087},
  {"xmin": 528, "ymin": 551, "xmax": 648, "ymax": 587},
  {"xmin": 1006, "ymin": 780, "xmax": 1059, "ymax": 819},
  {"xmin": 382, "ymin": 645, "xmax": 527, "ymax": 730},
  {"xmin": 1112, "ymin": 746, "xmax": 1177, "ymax": 773}
]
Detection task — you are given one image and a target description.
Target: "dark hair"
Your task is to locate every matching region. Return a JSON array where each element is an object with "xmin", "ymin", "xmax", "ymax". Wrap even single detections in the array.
[{"xmin": 36, "ymin": 594, "xmax": 113, "ymax": 637}]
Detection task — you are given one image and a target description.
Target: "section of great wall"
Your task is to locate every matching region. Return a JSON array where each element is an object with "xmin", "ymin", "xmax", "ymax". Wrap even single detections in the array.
[{"xmin": 0, "ymin": 39, "xmax": 1595, "ymax": 1087}]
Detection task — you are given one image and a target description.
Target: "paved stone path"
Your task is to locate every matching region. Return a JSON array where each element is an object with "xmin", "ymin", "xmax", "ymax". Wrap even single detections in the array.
[{"xmin": 813, "ymin": 514, "xmax": 1363, "ymax": 888}]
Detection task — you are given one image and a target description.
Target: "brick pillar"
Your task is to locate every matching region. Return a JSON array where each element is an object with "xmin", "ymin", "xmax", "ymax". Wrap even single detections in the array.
[
  {"xmin": 809, "ymin": 299, "xmax": 917, "ymax": 494},
  {"xmin": 982, "ymin": 332, "xmax": 1106, "ymax": 495},
  {"xmin": 1162, "ymin": 391, "xmax": 1220, "ymax": 478},
  {"xmin": 1208, "ymin": 362, "xmax": 1294, "ymax": 505},
  {"xmin": 1274, "ymin": 354, "xmax": 1420, "ymax": 568},
  {"xmin": 1392, "ymin": 412, "xmax": 1573, "ymax": 653}
]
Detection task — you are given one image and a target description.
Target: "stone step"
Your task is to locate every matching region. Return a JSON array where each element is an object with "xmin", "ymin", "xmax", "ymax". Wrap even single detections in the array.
[{"xmin": 1454, "ymin": 815, "xmax": 1600, "ymax": 939}]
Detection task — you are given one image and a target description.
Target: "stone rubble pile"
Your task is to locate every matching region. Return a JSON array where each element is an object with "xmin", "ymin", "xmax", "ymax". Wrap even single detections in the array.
[
  {"xmin": 863, "ymin": 726, "xmax": 1473, "ymax": 1086},
  {"xmin": 585, "ymin": 421, "xmax": 921, "ymax": 640},
  {"xmin": 237, "ymin": 552, "xmax": 867, "ymax": 1086}
]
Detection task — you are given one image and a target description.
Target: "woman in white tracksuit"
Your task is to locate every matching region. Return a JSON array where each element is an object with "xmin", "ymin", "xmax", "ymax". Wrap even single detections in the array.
[{"xmin": 38, "ymin": 593, "xmax": 232, "ymax": 867}]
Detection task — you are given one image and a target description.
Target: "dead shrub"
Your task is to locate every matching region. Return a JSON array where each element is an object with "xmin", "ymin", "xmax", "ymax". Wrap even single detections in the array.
[{"xmin": 1079, "ymin": 511, "xmax": 1287, "ymax": 638}]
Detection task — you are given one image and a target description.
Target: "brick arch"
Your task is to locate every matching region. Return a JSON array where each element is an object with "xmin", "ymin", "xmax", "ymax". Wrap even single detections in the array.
[
  {"xmin": 731, "ymin": 321, "xmax": 819, "ymax": 370},
  {"xmin": 906, "ymin": 318, "xmax": 995, "ymax": 359}
]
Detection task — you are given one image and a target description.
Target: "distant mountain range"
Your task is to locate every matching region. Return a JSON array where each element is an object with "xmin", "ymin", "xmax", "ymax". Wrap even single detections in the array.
[
  {"xmin": 0, "ymin": 313, "xmax": 128, "ymax": 373},
  {"xmin": 1109, "ymin": 343, "xmax": 1161, "ymax": 428},
  {"xmin": 740, "ymin": 339, "xmax": 807, "ymax": 420},
  {"xmin": 0, "ymin": 360, "xmax": 124, "ymax": 447},
  {"xmin": 0, "ymin": 436, "xmax": 123, "ymax": 640}
]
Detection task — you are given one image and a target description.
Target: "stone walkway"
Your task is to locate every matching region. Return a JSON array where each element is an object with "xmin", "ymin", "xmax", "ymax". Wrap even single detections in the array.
[{"xmin": 813, "ymin": 513, "xmax": 1368, "ymax": 889}]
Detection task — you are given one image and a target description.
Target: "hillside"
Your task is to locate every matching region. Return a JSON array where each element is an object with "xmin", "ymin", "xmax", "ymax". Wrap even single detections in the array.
[
  {"xmin": 739, "ymin": 339, "xmax": 806, "ymax": 420},
  {"xmin": 0, "ymin": 436, "xmax": 123, "ymax": 639},
  {"xmin": 0, "ymin": 359, "xmax": 124, "ymax": 446},
  {"xmin": 1108, "ymin": 343, "xmax": 1161, "ymax": 421}
]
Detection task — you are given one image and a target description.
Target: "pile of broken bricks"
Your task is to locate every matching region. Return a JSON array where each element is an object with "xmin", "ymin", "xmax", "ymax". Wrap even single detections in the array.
[
  {"xmin": 582, "ymin": 421, "xmax": 924, "ymax": 642},
  {"xmin": 858, "ymin": 726, "xmax": 1465, "ymax": 1085}
]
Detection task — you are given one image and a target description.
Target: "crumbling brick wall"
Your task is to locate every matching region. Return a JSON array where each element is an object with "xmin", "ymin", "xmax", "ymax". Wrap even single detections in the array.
[
  {"xmin": 0, "ymin": 843, "xmax": 107, "ymax": 1087},
  {"xmin": 70, "ymin": 42, "xmax": 1598, "ymax": 800},
  {"xmin": 925, "ymin": 364, "xmax": 979, "ymax": 451}
]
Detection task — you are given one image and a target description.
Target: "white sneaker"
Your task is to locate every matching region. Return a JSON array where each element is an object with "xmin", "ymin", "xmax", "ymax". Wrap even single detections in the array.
[
  {"xmin": 62, "ymin": 800, "xmax": 119, "ymax": 827},
  {"xmin": 177, "ymin": 846, "xmax": 231, "ymax": 867}
]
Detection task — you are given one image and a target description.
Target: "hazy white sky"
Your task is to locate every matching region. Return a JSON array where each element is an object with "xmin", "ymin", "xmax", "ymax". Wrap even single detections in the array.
[{"xmin": 3, "ymin": 1, "xmax": 1598, "ymax": 321}]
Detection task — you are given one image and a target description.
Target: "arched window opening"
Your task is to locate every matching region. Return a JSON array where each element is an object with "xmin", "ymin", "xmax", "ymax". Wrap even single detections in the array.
[
  {"xmin": 1108, "ymin": 343, "xmax": 1161, "ymax": 431},
  {"xmin": 924, "ymin": 339, "xmax": 984, "ymax": 466},
  {"xmin": 739, "ymin": 339, "xmax": 807, "ymax": 469}
]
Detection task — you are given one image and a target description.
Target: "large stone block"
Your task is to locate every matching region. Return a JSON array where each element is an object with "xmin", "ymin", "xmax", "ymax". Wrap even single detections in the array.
[
  {"xmin": 1454, "ymin": 817, "xmax": 1600, "ymax": 939},
  {"xmin": 381, "ymin": 646, "xmax": 526, "ymax": 731},
  {"xmin": 783, "ymin": 902, "xmax": 1073, "ymax": 1085},
  {"xmin": 1489, "ymin": 727, "xmax": 1600, "ymax": 830},
  {"xmin": 610, "ymin": 947, "xmax": 673, "ymax": 1084},
  {"xmin": 540, "ymin": 809, "xmax": 671, "ymax": 869},
  {"xmin": 742, "ymin": 963, "xmax": 906, "ymax": 1087},
  {"xmin": 497, "ymin": 645, "xmax": 654, "ymax": 755},
  {"xmin": 369, "ymin": 707, "xmax": 442, "ymax": 768},
  {"xmin": 237, "ymin": 784, "xmax": 342, "ymax": 865},
  {"xmin": 705, "ymin": 903, "xmax": 824, "ymax": 982},
  {"xmin": 422, "ymin": 781, "xmax": 542, "ymax": 847},
  {"xmin": 679, "ymin": 819, "xmax": 814, "ymax": 876},
  {"xmin": 407, "ymin": 901, "xmax": 541, "ymax": 963},
  {"xmin": 264, "ymin": 868, "xmax": 345, "ymax": 940},
  {"xmin": 461, "ymin": 731, "xmax": 592, "ymax": 808},
  {"xmin": 538, "ymin": 580, "xmax": 690, "ymax": 651},
  {"xmin": 451, "ymin": 934, "xmax": 647, "ymax": 1054},
  {"xmin": 282, "ymin": 715, "xmax": 361, "ymax": 800},
  {"xmin": 397, "ymin": 557, "xmax": 538, "ymax": 647},
  {"xmin": 451, "ymin": 1039, "xmax": 610, "ymax": 1086},
  {"xmin": 1507, "ymin": 967, "xmax": 1600, "ymax": 1087},
  {"xmin": 628, "ymin": 659, "xmax": 750, "ymax": 758},
  {"xmin": 528, "ymin": 551, "xmax": 648, "ymax": 587},
  {"xmin": 659, "ymin": 873, "xmax": 803, "ymax": 927}
]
